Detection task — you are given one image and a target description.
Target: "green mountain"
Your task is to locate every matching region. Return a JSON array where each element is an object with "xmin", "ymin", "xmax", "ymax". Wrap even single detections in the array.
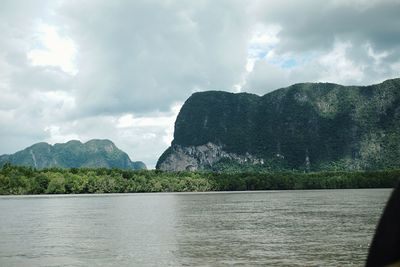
[
  {"xmin": 157, "ymin": 78, "xmax": 400, "ymax": 172},
  {"xmin": 0, "ymin": 139, "xmax": 146, "ymax": 170}
]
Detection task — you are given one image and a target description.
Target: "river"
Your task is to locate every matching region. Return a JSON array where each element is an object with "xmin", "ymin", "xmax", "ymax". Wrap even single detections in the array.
[{"xmin": 0, "ymin": 189, "xmax": 391, "ymax": 266}]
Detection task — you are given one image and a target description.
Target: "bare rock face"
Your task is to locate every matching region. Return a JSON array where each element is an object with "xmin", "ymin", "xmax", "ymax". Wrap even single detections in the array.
[{"xmin": 157, "ymin": 142, "xmax": 263, "ymax": 171}]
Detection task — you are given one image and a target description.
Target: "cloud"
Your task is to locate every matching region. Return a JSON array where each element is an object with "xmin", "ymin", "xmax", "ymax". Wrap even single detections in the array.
[
  {"xmin": 0, "ymin": 0, "xmax": 399, "ymax": 167},
  {"xmin": 59, "ymin": 0, "xmax": 250, "ymax": 116},
  {"xmin": 27, "ymin": 24, "xmax": 78, "ymax": 75},
  {"xmin": 244, "ymin": 0, "xmax": 400, "ymax": 94}
]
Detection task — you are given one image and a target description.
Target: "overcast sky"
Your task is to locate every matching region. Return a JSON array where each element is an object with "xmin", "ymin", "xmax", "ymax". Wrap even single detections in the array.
[{"xmin": 1, "ymin": 0, "xmax": 399, "ymax": 168}]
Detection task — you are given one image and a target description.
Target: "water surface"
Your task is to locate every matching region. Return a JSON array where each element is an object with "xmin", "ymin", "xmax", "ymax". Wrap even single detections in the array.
[{"xmin": 0, "ymin": 189, "xmax": 391, "ymax": 266}]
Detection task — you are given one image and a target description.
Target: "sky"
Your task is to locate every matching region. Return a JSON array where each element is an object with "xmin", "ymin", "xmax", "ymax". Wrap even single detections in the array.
[{"xmin": 1, "ymin": 0, "xmax": 399, "ymax": 168}]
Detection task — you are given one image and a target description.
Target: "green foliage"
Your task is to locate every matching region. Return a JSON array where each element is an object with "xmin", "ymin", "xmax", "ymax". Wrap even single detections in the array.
[
  {"xmin": 46, "ymin": 174, "xmax": 66, "ymax": 194},
  {"xmin": 0, "ymin": 164, "xmax": 398, "ymax": 195},
  {"xmin": 30, "ymin": 174, "xmax": 49, "ymax": 194}
]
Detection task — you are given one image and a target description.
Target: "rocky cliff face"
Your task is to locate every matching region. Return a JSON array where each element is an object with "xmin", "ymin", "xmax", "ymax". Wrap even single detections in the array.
[
  {"xmin": 0, "ymin": 139, "xmax": 146, "ymax": 170},
  {"xmin": 157, "ymin": 78, "xmax": 400, "ymax": 171},
  {"xmin": 157, "ymin": 142, "xmax": 264, "ymax": 171}
]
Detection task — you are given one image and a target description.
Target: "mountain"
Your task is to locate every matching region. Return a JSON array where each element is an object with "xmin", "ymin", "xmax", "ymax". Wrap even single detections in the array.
[
  {"xmin": 157, "ymin": 78, "xmax": 400, "ymax": 172},
  {"xmin": 0, "ymin": 139, "xmax": 146, "ymax": 170}
]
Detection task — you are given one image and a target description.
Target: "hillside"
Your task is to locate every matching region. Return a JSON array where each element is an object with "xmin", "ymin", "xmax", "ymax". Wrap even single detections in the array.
[
  {"xmin": 0, "ymin": 139, "xmax": 146, "ymax": 170},
  {"xmin": 157, "ymin": 78, "xmax": 400, "ymax": 172}
]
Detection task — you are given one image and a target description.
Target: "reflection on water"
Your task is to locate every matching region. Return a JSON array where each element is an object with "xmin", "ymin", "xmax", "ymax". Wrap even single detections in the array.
[{"xmin": 0, "ymin": 189, "xmax": 391, "ymax": 266}]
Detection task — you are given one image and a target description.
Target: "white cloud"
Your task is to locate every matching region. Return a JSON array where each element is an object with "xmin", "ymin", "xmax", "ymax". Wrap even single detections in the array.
[
  {"xmin": 246, "ymin": 24, "xmax": 282, "ymax": 72},
  {"xmin": 365, "ymin": 43, "xmax": 389, "ymax": 63},
  {"xmin": 44, "ymin": 125, "xmax": 80, "ymax": 144},
  {"xmin": 27, "ymin": 24, "xmax": 78, "ymax": 75},
  {"xmin": 317, "ymin": 41, "xmax": 365, "ymax": 84},
  {"xmin": 245, "ymin": 39, "xmax": 397, "ymax": 94}
]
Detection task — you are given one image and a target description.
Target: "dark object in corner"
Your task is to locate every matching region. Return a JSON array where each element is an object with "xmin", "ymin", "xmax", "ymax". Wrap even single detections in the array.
[{"xmin": 366, "ymin": 183, "xmax": 400, "ymax": 267}]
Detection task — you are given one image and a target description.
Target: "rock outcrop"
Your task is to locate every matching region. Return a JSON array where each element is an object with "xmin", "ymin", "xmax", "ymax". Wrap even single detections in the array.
[
  {"xmin": 157, "ymin": 78, "xmax": 400, "ymax": 172},
  {"xmin": 157, "ymin": 142, "xmax": 264, "ymax": 171},
  {"xmin": 0, "ymin": 139, "xmax": 146, "ymax": 170}
]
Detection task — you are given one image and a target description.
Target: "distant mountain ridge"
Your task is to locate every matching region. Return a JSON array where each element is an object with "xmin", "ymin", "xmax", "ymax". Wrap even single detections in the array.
[
  {"xmin": 0, "ymin": 139, "xmax": 146, "ymax": 170},
  {"xmin": 157, "ymin": 78, "xmax": 400, "ymax": 172}
]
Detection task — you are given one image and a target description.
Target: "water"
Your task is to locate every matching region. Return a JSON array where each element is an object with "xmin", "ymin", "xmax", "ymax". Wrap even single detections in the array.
[{"xmin": 0, "ymin": 189, "xmax": 391, "ymax": 266}]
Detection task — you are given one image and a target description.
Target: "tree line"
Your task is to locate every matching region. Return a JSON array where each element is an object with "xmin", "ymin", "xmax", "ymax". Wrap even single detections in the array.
[{"xmin": 0, "ymin": 163, "xmax": 399, "ymax": 195}]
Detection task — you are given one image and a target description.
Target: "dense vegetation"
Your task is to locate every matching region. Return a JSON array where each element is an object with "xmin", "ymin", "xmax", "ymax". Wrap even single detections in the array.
[
  {"xmin": 0, "ymin": 163, "xmax": 398, "ymax": 195},
  {"xmin": 159, "ymin": 78, "xmax": 400, "ymax": 171},
  {"xmin": 0, "ymin": 139, "xmax": 146, "ymax": 170}
]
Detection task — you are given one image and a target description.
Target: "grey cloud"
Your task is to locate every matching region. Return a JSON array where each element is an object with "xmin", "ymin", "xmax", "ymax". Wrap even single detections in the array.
[
  {"xmin": 10, "ymin": 66, "xmax": 72, "ymax": 93},
  {"xmin": 244, "ymin": 0, "xmax": 400, "ymax": 94},
  {"xmin": 254, "ymin": 0, "xmax": 400, "ymax": 54},
  {"xmin": 0, "ymin": 110, "xmax": 49, "ymax": 154},
  {"xmin": 244, "ymin": 62, "xmax": 291, "ymax": 95},
  {"xmin": 59, "ymin": 0, "xmax": 250, "ymax": 116}
]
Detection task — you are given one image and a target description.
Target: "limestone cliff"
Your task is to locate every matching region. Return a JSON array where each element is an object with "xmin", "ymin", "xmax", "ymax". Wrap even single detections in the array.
[
  {"xmin": 0, "ymin": 139, "xmax": 146, "ymax": 170},
  {"xmin": 157, "ymin": 78, "xmax": 400, "ymax": 171}
]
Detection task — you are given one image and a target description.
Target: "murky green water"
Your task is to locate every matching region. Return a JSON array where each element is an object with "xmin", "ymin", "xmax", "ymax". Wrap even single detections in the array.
[{"xmin": 0, "ymin": 189, "xmax": 391, "ymax": 266}]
